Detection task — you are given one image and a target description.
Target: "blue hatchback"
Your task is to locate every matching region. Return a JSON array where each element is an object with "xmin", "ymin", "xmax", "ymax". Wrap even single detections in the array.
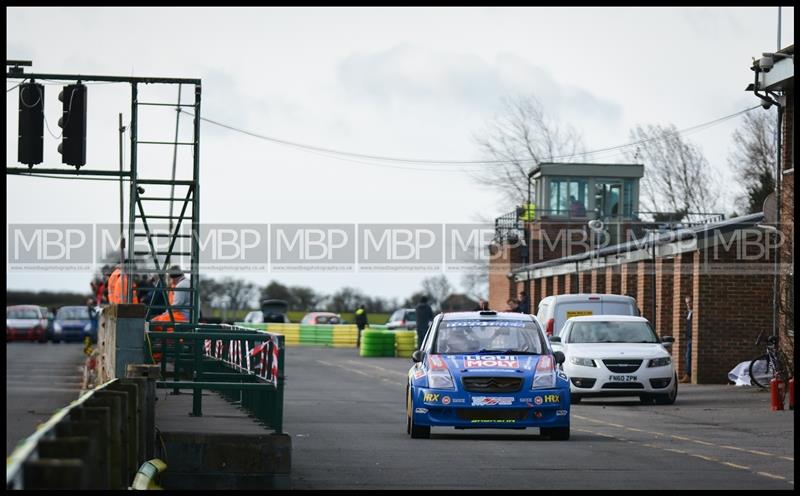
[
  {"xmin": 53, "ymin": 306, "xmax": 97, "ymax": 343},
  {"xmin": 406, "ymin": 311, "xmax": 570, "ymax": 439}
]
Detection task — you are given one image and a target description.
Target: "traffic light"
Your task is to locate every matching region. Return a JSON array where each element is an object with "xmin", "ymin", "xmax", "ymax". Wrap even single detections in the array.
[
  {"xmin": 58, "ymin": 83, "xmax": 87, "ymax": 168},
  {"xmin": 18, "ymin": 81, "xmax": 44, "ymax": 167}
]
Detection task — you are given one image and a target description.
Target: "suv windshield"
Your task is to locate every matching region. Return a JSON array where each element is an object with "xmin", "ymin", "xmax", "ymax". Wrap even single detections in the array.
[
  {"xmin": 434, "ymin": 320, "xmax": 546, "ymax": 355},
  {"xmin": 57, "ymin": 307, "xmax": 90, "ymax": 320},
  {"xmin": 568, "ymin": 321, "xmax": 658, "ymax": 344}
]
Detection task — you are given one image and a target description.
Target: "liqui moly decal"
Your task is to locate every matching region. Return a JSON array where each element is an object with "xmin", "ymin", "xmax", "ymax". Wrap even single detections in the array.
[{"xmin": 463, "ymin": 355, "xmax": 519, "ymax": 368}]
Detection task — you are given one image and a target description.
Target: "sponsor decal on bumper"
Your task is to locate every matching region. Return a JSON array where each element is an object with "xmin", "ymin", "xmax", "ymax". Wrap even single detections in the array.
[{"xmin": 471, "ymin": 396, "xmax": 514, "ymax": 406}]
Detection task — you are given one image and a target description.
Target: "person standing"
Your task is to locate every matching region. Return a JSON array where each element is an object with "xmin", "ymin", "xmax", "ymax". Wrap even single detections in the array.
[
  {"xmin": 517, "ymin": 290, "xmax": 530, "ymax": 314},
  {"xmin": 415, "ymin": 296, "xmax": 434, "ymax": 349},
  {"xmin": 680, "ymin": 296, "xmax": 693, "ymax": 383},
  {"xmin": 354, "ymin": 304, "xmax": 369, "ymax": 348}
]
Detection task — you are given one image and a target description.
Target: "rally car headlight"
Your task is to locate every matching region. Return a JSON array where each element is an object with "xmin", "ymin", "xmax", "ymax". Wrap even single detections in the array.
[
  {"xmin": 532, "ymin": 355, "xmax": 556, "ymax": 389},
  {"xmin": 428, "ymin": 372, "xmax": 455, "ymax": 390},
  {"xmin": 648, "ymin": 357, "xmax": 671, "ymax": 368},
  {"xmin": 569, "ymin": 356, "xmax": 596, "ymax": 367}
]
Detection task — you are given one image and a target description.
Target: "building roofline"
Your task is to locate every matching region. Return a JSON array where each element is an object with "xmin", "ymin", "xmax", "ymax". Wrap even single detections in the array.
[{"xmin": 511, "ymin": 212, "xmax": 765, "ymax": 276}]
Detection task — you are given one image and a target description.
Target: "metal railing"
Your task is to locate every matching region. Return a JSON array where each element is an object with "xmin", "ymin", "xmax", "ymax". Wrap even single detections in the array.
[
  {"xmin": 147, "ymin": 323, "xmax": 285, "ymax": 434},
  {"xmin": 495, "ymin": 208, "xmax": 727, "ymax": 244},
  {"xmin": 6, "ymin": 378, "xmax": 150, "ymax": 490}
]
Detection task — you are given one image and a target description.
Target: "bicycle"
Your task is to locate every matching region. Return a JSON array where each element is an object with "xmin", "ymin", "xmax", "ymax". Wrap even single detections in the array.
[{"xmin": 748, "ymin": 331, "xmax": 790, "ymax": 400}]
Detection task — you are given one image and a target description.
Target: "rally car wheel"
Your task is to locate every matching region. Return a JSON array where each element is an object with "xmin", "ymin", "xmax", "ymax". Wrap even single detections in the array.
[
  {"xmin": 541, "ymin": 426, "xmax": 570, "ymax": 440},
  {"xmin": 407, "ymin": 387, "xmax": 430, "ymax": 439}
]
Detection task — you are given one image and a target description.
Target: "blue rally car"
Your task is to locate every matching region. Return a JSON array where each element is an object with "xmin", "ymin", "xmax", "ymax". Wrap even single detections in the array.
[{"xmin": 406, "ymin": 311, "xmax": 570, "ymax": 440}]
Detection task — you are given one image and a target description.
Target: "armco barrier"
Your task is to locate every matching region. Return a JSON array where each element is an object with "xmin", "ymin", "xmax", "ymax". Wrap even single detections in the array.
[{"xmin": 6, "ymin": 378, "xmax": 153, "ymax": 490}]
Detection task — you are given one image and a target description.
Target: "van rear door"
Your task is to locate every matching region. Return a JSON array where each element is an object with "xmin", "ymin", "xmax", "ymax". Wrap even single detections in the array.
[
  {"xmin": 601, "ymin": 300, "xmax": 637, "ymax": 316},
  {"xmin": 554, "ymin": 302, "xmax": 600, "ymax": 336}
]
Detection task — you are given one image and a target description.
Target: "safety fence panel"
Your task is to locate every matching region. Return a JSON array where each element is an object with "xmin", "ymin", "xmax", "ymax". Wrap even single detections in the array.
[{"xmin": 148, "ymin": 323, "xmax": 285, "ymax": 433}]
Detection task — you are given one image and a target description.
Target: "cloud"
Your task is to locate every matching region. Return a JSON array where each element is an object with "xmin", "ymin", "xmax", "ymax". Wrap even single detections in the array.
[{"xmin": 336, "ymin": 44, "xmax": 623, "ymax": 124}]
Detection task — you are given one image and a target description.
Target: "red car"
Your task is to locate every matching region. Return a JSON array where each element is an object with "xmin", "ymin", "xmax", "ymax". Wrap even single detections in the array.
[{"xmin": 7, "ymin": 305, "xmax": 49, "ymax": 342}]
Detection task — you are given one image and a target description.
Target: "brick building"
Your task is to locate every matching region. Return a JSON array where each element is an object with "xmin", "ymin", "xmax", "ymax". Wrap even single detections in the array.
[
  {"xmin": 487, "ymin": 44, "xmax": 795, "ymax": 383},
  {"xmin": 747, "ymin": 44, "xmax": 794, "ymax": 369}
]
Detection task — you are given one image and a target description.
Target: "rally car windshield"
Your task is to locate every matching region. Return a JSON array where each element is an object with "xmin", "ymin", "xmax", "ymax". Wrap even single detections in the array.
[{"xmin": 434, "ymin": 320, "xmax": 546, "ymax": 355}]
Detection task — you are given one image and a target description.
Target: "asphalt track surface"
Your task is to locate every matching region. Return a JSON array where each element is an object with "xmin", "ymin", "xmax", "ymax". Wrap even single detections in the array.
[
  {"xmin": 284, "ymin": 346, "xmax": 794, "ymax": 490},
  {"xmin": 6, "ymin": 342, "xmax": 85, "ymax": 455}
]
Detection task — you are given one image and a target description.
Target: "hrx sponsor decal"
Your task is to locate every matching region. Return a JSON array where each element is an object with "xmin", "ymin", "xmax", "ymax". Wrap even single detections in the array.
[
  {"xmin": 534, "ymin": 394, "xmax": 560, "ymax": 405},
  {"xmin": 464, "ymin": 355, "xmax": 519, "ymax": 368},
  {"xmin": 556, "ymin": 410, "xmax": 568, "ymax": 416},
  {"xmin": 471, "ymin": 396, "xmax": 514, "ymax": 406},
  {"xmin": 424, "ymin": 393, "xmax": 440, "ymax": 403},
  {"xmin": 415, "ymin": 408, "xmax": 429, "ymax": 414},
  {"xmin": 414, "ymin": 369, "xmax": 426, "ymax": 379}
]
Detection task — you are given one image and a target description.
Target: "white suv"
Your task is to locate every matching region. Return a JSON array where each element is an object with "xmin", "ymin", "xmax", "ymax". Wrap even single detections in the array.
[{"xmin": 551, "ymin": 316, "xmax": 677, "ymax": 405}]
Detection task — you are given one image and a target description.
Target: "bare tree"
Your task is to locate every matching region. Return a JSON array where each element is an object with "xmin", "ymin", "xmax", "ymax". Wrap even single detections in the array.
[
  {"xmin": 624, "ymin": 124, "xmax": 719, "ymax": 215},
  {"xmin": 474, "ymin": 95, "xmax": 585, "ymax": 209},
  {"xmin": 216, "ymin": 277, "xmax": 258, "ymax": 311},
  {"xmin": 421, "ymin": 275, "xmax": 453, "ymax": 312},
  {"xmin": 460, "ymin": 271, "xmax": 488, "ymax": 300},
  {"xmin": 728, "ymin": 110, "xmax": 777, "ymax": 214}
]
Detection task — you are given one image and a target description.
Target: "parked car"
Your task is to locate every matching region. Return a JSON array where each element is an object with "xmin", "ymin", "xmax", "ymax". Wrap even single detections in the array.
[
  {"xmin": 406, "ymin": 310, "xmax": 570, "ymax": 439},
  {"xmin": 550, "ymin": 315, "xmax": 677, "ymax": 404},
  {"xmin": 259, "ymin": 300, "xmax": 291, "ymax": 323},
  {"xmin": 535, "ymin": 294, "xmax": 639, "ymax": 337},
  {"xmin": 6, "ymin": 305, "xmax": 48, "ymax": 342},
  {"xmin": 243, "ymin": 310, "xmax": 264, "ymax": 324},
  {"xmin": 386, "ymin": 308, "xmax": 417, "ymax": 330},
  {"xmin": 53, "ymin": 306, "xmax": 98, "ymax": 343},
  {"xmin": 301, "ymin": 312, "xmax": 342, "ymax": 325}
]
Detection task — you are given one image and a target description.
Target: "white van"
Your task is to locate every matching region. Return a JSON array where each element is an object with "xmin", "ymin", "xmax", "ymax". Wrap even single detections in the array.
[{"xmin": 535, "ymin": 294, "xmax": 639, "ymax": 337}]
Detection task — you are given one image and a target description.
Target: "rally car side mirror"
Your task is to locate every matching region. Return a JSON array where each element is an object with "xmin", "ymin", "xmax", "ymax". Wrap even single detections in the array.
[{"xmin": 412, "ymin": 350, "xmax": 425, "ymax": 363}]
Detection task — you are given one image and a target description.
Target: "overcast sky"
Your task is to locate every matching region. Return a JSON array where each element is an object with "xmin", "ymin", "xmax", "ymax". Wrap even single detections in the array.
[{"xmin": 6, "ymin": 6, "xmax": 794, "ymax": 303}]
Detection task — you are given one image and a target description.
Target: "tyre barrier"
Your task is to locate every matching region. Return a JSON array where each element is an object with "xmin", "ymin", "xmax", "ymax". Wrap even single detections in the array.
[
  {"xmin": 360, "ymin": 329, "xmax": 396, "ymax": 357},
  {"xmin": 236, "ymin": 323, "xmax": 358, "ymax": 348},
  {"xmin": 237, "ymin": 322, "xmax": 414, "ymax": 356},
  {"xmin": 394, "ymin": 330, "xmax": 418, "ymax": 358}
]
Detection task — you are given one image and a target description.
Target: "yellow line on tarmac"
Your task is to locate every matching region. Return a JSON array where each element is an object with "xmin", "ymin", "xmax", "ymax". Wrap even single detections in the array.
[
  {"xmin": 317, "ymin": 360, "xmax": 406, "ymax": 387},
  {"xmin": 719, "ymin": 444, "xmax": 791, "ymax": 460},
  {"xmin": 691, "ymin": 454, "xmax": 718, "ymax": 462},
  {"xmin": 757, "ymin": 472, "xmax": 786, "ymax": 480},
  {"xmin": 345, "ymin": 360, "xmax": 408, "ymax": 379},
  {"xmin": 572, "ymin": 414, "xmax": 793, "ymax": 462},
  {"xmin": 565, "ymin": 427, "xmax": 791, "ymax": 483}
]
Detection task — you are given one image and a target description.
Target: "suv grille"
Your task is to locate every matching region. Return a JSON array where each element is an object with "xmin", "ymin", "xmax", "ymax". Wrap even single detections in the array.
[
  {"xmin": 602, "ymin": 359, "xmax": 643, "ymax": 373},
  {"xmin": 462, "ymin": 376, "xmax": 523, "ymax": 393}
]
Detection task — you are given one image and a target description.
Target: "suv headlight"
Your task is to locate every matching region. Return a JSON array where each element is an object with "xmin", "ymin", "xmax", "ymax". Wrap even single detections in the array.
[
  {"xmin": 569, "ymin": 356, "xmax": 596, "ymax": 367},
  {"xmin": 54, "ymin": 322, "xmax": 62, "ymax": 332},
  {"xmin": 428, "ymin": 372, "xmax": 455, "ymax": 390},
  {"xmin": 84, "ymin": 322, "xmax": 92, "ymax": 332},
  {"xmin": 648, "ymin": 357, "xmax": 671, "ymax": 368}
]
